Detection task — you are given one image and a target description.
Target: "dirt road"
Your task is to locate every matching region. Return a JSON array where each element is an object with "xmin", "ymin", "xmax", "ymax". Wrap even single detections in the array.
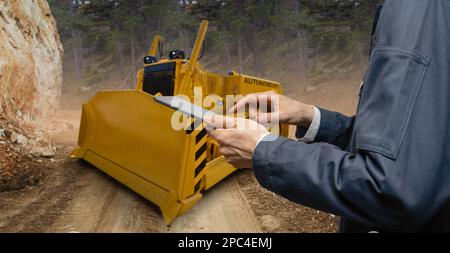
[
  {"xmin": 170, "ymin": 176, "xmax": 262, "ymax": 233},
  {"xmin": 51, "ymin": 158, "xmax": 262, "ymax": 233},
  {"xmin": 0, "ymin": 109, "xmax": 338, "ymax": 233}
]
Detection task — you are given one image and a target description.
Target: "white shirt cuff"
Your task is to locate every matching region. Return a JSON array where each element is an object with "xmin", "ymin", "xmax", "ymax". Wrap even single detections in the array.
[
  {"xmin": 299, "ymin": 106, "xmax": 321, "ymax": 143},
  {"xmin": 255, "ymin": 106, "xmax": 321, "ymax": 148},
  {"xmin": 255, "ymin": 132, "xmax": 272, "ymax": 149}
]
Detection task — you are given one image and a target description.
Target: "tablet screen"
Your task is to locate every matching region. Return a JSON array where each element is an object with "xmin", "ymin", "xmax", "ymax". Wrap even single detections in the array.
[{"xmin": 154, "ymin": 96, "xmax": 216, "ymax": 121}]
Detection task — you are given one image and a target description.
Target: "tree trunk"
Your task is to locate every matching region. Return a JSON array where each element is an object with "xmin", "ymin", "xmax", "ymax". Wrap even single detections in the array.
[
  {"xmin": 69, "ymin": 2, "xmax": 83, "ymax": 81},
  {"xmin": 294, "ymin": 2, "xmax": 309, "ymax": 80},
  {"xmin": 238, "ymin": 37, "xmax": 244, "ymax": 73},
  {"xmin": 130, "ymin": 0, "xmax": 138, "ymax": 88},
  {"xmin": 117, "ymin": 42, "xmax": 125, "ymax": 76},
  {"xmin": 130, "ymin": 37, "xmax": 137, "ymax": 87},
  {"xmin": 71, "ymin": 29, "xmax": 83, "ymax": 81},
  {"xmin": 246, "ymin": 24, "xmax": 266, "ymax": 77},
  {"xmin": 297, "ymin": 29, "xmax": 309, "ymax": 80}
]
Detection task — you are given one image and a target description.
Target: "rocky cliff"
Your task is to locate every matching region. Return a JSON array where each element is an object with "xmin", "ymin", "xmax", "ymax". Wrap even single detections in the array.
[{"xmin": 0, "ymin": 0, "xmax": 63, "ymax": 128}]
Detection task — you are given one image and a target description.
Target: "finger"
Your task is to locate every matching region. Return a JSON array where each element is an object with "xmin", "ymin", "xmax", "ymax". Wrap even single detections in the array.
[
  {"xmin": 229, "ymin": 91, "xmax": 277, "ymax": 114},
  {"xmin": 256, "ymin": 112, "xmax": 280, "ymax": 126},
  {"xmin": 229, "ymin": 94, "xmax": 255, "ymax": 115},
  {"xmin": 207, "ymin": 129, "xmax": 226, "ymax": 141},
  {"xmin": 219, "ymin": 147, "xmax": 233, "ymax": 157},
  {"xmin": 248, "ymin": 101, "xmax": 258, "ymax": 120},
  {"xmin": 204, "ymin": 113, "xmax": 228, "ymax": 129},
  {"xmin": 258, "ymin": 93, "xmax": 278, "ymax": 113},
  {"xmin": 208, "ymin": 114, "xmax": 237, "ymax": 129},
  {"xmin": 203, "ymin": 112, "xmax": 216, "ymax": 128},
  {"xmin": 233, "ymin": 117, "xmax": 264, "ymax": 131},
  {"xmin": 229, "ymin": 91, "xmax": 270, "ymax": 114}
]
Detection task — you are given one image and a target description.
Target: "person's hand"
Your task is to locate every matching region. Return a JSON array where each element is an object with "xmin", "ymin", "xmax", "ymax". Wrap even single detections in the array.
[
  {"xmin": 229, "ymin": 91, "xmax": 315, "ymax": 128},
  {"xmin": 204, "ymin": 114, "xmax": 268, "ymax": 169}
]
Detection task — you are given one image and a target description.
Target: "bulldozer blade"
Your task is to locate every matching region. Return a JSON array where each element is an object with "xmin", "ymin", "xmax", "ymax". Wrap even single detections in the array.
[{"xmin": 71, "ymin": 90, "xmax": 236, "ymax": 225}]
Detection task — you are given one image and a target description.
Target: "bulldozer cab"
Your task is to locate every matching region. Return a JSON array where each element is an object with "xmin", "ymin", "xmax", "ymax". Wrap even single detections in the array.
[
  {"xmin": 137, "ymin": 36, "xmax": 185, "ymax": 97},
  {"xmin": 141, "ymin": 61, "xmax": 178, "ymax": 96},
  {"xmin": 71, "ymin": 20, "xmax": 288, "ymax": 225}
]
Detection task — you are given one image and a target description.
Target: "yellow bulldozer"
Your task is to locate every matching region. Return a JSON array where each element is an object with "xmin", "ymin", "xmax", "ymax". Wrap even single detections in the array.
[{"xmin": 71, "ymin": 20, "xmax": 287, "ymax": 225}]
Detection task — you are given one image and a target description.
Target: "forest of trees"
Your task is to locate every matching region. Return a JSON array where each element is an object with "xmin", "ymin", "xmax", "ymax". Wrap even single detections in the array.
[{"xmin": 48, "ymin": 0, "xmax": 383, "ymax": 94}]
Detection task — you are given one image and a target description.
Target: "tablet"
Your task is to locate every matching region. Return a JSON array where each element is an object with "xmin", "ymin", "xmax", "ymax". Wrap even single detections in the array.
[{"xmin": 154, "ymin": 96, "xmax": 216, "ymax": 121}]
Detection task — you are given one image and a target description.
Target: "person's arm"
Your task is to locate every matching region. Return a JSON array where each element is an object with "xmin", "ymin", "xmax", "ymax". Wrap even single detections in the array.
[
  {"xmin": 296, "ymin": 108, "xmax": 355, "ymax": 150},
  {"xmin": 253, "ymin": 136, "xmax": 442, "ymax": 231},
  {"xmin": 216, "ymin": 0, "xmax": 450, "ymax": 232}
]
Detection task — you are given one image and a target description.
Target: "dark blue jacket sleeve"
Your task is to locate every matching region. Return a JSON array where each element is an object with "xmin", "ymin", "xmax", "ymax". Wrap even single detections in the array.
[
  {"xmin": 255, "ymin": 0, "xmax": 450, "ymax": 231},
  {"xmin": 253, "ymin": 137, "xmax": 410, "ymax": 229},
  {"xmin": 253, "ymin": 132, "xmax": 448, "ymax": 230},
  {"xmin": 296, "ymin": 108, "xmax": 355, "ymax": 150}
]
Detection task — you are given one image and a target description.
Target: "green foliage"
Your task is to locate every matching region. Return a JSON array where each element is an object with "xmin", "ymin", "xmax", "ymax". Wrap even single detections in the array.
[{"xmin": 48, "ymin": 0, "xmax": 381, "ymax": 90}]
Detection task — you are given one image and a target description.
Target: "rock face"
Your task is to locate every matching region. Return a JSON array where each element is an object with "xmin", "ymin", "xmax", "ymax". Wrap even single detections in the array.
[{"xmin": 0, "ymin": 0, "xmax": 63, "ymax": 127}]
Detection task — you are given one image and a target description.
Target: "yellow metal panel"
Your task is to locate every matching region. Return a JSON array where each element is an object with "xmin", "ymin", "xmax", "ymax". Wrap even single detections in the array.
[
  {"xmin": 228, "ymin": 74, "xmax": 281, "ymax": 95},
  {"xmin": 71, "ymin": 91, "xmax": 192, "ymax": 224},
  {"xmin": 148, "ymin": 35, "xmax": 163, "ymax": 57},
  {"xmin": 135, "ymin": 69, "xmax": 144, "ymax": 90},
  {"xmin": 203, "ymin": 156, "xmax": 236, "ymax": 190}
]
